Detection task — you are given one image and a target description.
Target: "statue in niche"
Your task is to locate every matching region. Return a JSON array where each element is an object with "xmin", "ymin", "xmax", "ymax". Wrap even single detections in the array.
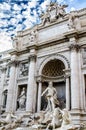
[
  {"xmin": 41, "ymin": 82, "xmax": 59, "ymax": 112},
  {"xmin": 17, "ymin": 88, "xmax": 26, "ymax": 110}
]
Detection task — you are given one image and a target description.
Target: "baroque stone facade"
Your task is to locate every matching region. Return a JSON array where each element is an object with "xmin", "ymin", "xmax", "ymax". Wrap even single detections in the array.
[{"xmin": 0, "ymin": 2, "xmax": 86, "ymax": 125}]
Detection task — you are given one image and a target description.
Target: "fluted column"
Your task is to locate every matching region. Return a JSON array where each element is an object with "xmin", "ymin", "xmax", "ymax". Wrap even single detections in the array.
[
  {"xmin": 0, "ymin": 66, "xmax": 6, "ymax": 108},
  {"xmin": 6, "ymin": 56, "xmax": 18, "ymax": 112},
  {"xmin": 37, "ymin": 81, "xmax": 42, "ymax": 112},
  {"xmin": 26, "ymin": 51, "xmax": 36, "ymax": 112},
  {"xmin": 69, "ymin": 37, "xmax": 80, "ymax": 110}
]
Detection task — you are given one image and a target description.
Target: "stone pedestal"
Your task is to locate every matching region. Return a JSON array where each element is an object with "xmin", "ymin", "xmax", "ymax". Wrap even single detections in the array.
[{"xmin": 26, "ymin": 52, "xmax": 36, "ymax": 112}]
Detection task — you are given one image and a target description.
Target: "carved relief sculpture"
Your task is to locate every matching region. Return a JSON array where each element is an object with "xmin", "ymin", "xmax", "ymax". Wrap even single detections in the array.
[
  {"xmin": 19, "ymin": 62, "xmax": 28, "ymax": 77},
  {"xmin": 28, "ymin": 30, "xmax": 37, "ymax": 43},
  {"xmin": 68, "ymin": 12, "xmax": 81, "ymax": 30}
]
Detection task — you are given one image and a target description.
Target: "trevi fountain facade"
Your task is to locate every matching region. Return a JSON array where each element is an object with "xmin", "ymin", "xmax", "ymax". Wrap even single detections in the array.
[{"xmin": 0, "ymin": 1, "xmax": 86, "ymax": 130}]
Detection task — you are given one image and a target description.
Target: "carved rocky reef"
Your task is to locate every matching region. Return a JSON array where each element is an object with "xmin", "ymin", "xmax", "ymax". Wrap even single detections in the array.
[{"xmin": 0, "ymin": 108, "xmax": 86, "ymax": 130}]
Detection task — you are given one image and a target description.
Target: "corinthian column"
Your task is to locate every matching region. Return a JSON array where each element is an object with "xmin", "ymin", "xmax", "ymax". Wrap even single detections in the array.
[
  {"xmin": 6, "ymin": 56, "xmax": 18, "ymax": 112},
  {"xmin": 69, "ymin": 37, "xmax": 80, "ymax": 110},
  {"xmin": 26, "ymin": 50, "xmax": 36, "ymax": 112}
]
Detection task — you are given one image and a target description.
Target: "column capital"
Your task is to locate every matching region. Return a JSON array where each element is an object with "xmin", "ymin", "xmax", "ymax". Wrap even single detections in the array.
[
  {"xmin": 29, "ymin": 54, "xmax": 36, "ymax": 61},
  {"xmin": 69, "ymin": 44, "xmax": 81, "ymax": 52},
  {"xmin": 63, "ymin": 68, "xmax": 70, "ymax": 79},
  {"xmin": 35, "ymin": 75, "xmax": 42, "ymax": 83},
  {"xmin": 8, "ymin": 60, "xmax": 19, "ymax": 67}
]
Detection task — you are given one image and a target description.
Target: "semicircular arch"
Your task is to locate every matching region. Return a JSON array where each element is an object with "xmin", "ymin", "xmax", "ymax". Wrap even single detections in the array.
[{"xmin": 39, "ymin": 54, "xmax": 70, "ymax": 75}]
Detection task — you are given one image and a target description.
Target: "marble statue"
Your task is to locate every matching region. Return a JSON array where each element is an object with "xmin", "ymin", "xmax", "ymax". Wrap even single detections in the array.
[
  {"xmin": 0, "ymin": 112, "xmax": 16, "ymax": 125},
  {"xmin": 18, "ymin": 88, "xmax": 26, "ymax": 110},
  {"xmin": 0, "ymin": 113, "xmax": 23, "ymax": 130},
  {"xmin": 59, "ymin": 109, "xmax": 78, "ymax": 130},
  {"xmin": 46, "ymin": 107, "xmax": 62, "ymax": 130},
  {"xmin": 40, "ymin": 2, "xmax": 68, "ymax": 25},
  {"xmin": 19, "ymin": 63, "xmax": 28, "ymax": 77},
  {"xmin": 68, "ymin": 12, "xmax": 81, "ymax": 30},
  {"xmin": 28, "ymin": 30, "xmax": 37, "ymax": 43},
  {"xmin": 41, "ymin": 82, "xmax": 59, "ymax": 112}
]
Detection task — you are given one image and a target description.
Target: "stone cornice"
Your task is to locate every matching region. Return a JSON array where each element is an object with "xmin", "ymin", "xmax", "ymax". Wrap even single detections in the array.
[
  {"xmin": 9, "ymin": 49, "xmax": 19, "ymax": 56},
  {"xmin": 26, "ymin": 44, "xmax": 38, "ymax": 50},
  {"xmin": 64, "ymin": 27, "xmax": 86, "ymax": 39}
]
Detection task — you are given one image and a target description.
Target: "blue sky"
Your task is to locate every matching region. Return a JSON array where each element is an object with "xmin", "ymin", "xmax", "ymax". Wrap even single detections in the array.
[{"xmin": 0, "ymin": 0, "xmax": 86, "ymax": 51}]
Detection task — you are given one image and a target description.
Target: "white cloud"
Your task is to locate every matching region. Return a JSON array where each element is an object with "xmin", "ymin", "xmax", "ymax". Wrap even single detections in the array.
[
  {"xmin": 69, "ymin": 0, "xmax": 74, "ymax": 2},
  {"xmin": 0, "ymin": 2, "xmax": 11, "ymax": 10},
  {"xmin": 15, "ymin": 23, "xmax": 23, "ymax": 31},
  {"xmin": 13, "ymin": 4, "xmax": 21, "ymax": 11},
  {"xmin": 56, "ymin": 0, "xmax": 65, "ymax": 3},
  {"xmin": 70, "ymin": 7, "xmax": 76, "ymax": 11},
  {"xmin": 0, "ymin": 19, "xmax": 9, "ymax": 27},
  {"xmin": 0, "ymin": 32, "xmax": 13, "ymax": 52},
  {"xmin": 28, "ymin": 0, "xmax": 38, "ymax": 8},
  {"xmin": 40, "ymin": 0, "xmax": 50, "ymax": 11},
  {"xmin": 23, "ymin": 19, "xmax": 33, "ymax": 29},
  {"xmin": 10, "ymin": 17, "xmax": 18, "ymax": 25}
]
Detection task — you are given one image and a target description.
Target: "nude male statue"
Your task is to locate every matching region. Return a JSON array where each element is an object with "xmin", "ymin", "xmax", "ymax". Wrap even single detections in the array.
[{"xmin": 41, "ymin": 82, "xmax": 59, "ymax": 112}]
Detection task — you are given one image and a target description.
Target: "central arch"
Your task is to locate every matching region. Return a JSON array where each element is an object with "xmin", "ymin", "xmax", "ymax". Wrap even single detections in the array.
[
  {"xmin": 39, "ymin": 54, "xmax": 69, "ymax": 75},
  {"xmin": 42, "ymin": 59, "xmax": 65, "ymax": 77},
  {"xmin": 41, "ymin": 59, "xmax": 66, "ymax": 110},
  {"xmin": 37, "ymin": 55, "xmax": 70, "ymax": 112}
]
